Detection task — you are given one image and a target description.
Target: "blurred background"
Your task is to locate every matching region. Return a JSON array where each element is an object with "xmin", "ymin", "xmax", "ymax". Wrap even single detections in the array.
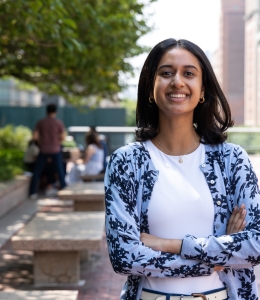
[{"xmin": 0, "ymin": 0, "xmax": 259, "ymax": 181}]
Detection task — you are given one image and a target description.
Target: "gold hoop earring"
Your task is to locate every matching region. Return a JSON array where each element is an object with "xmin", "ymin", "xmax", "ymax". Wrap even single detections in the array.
[
  {"xmin": 199, "ymin": 96, "xmax": 205, "ymax": 104},
  {"xmin": 149, "ymin": 97, "xmax": 154, "ymax": 103}
]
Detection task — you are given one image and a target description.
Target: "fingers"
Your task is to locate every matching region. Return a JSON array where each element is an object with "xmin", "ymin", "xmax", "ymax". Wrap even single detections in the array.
[
  {"xmin": 226, "ymin": 205, "xmax": 237, "ymax": 234},
  {"xmin": 232, "ymin": 206, "xmax": 246, "ymax": 230},
  {"xmin": 233, "ymin": 204, "xmax": 246, "ymax": 224},
  {"xmin": 214, "ymin": 266, "xmax": 224, "ymax": 272},
  {"xmin": 238, "ymin": 219, "xmax": 246, "ymax": 232},
  {"xmin": 227, "ymin": 204, "xmax": 246, "ymax": 235},
  {"xmin": 140, "ymin": 232, "xmax": 146, "ymax": 242}
]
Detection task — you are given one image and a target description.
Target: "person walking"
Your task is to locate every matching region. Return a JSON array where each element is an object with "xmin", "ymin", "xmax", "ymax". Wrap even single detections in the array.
[
  {"xmin": 105, "ymin": 39, "xmax": 260, "ymax": 299},
  {"xmin": 29, "ymin": 104, "xmax": 66, "ymax": 199}
]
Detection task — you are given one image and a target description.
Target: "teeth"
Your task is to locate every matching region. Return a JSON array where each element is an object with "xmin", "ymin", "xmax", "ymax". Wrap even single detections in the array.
[{"xmin": 168, "ymin": 94, "xmax": 186, "ymax": 98}]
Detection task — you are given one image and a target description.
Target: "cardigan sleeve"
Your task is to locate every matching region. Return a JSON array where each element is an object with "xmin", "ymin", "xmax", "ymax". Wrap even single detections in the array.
[
  {"xmin": 105, "ymin": 149, "xmax": 214, "ymax": 278},
  {"xmin": 180, "ymin": 146, "xmax": 260, "ymax": 269}
]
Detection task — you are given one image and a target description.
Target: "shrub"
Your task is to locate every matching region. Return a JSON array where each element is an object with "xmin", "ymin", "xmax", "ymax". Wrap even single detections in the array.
[
  {"xmin": 0, "ymin": 125, "xmax": 32, "ymax": 181},
  {"xmin": 0, "ymin": 149, "xmax": 24, "ymax": 181},
  {"xmin": 0, "ymin": 125, "xmax": 32, "ymax": 151},
  {"xmin": 62, "ymin": 140, "xmax": 77, "ymax": 148}
]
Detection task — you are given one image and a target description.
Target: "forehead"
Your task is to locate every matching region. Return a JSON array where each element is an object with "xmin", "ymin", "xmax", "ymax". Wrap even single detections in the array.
[{"xmin": 158, "ymin": 47, "xmax": 201, "ymax": 70}]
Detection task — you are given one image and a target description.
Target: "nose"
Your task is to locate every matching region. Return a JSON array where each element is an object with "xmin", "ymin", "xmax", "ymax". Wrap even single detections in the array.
[{"xmin": 170, "ymin": 73, "xmax": 184, "ymax": 88}]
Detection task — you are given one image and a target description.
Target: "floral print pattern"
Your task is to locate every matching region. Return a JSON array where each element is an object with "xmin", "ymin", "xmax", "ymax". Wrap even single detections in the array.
[{"xmin": 105, "ymin": 142, "xmax": 260, "ymax": 299}]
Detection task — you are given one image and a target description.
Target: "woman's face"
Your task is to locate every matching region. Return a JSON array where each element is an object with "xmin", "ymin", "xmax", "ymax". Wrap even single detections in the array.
[{"xmin": 153, "ymin": 47, "xmax": 204, "ymax": 119}]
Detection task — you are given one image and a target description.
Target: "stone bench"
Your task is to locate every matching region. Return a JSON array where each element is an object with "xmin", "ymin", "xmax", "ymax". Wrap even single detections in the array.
[
  {"xmin": 11, "ymin": 212, "xmax": 105, "ymax": 286},
  {"xmin": 0, "ymin": 290, "xmax": 78, "ymax": 300},
  {"xmin": 58, "ymin": 182, "xmax": 105, "ymax": 211},
  {"xmin": 81, "ymin": 172, "xmax": 104, "ymax": 182}
]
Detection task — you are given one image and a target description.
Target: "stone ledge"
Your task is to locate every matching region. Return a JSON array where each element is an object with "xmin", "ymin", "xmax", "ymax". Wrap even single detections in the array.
[
  {"xmin": 0, "ymin": 175, "xmax": 29, "ymax": 199},
  {"xmin": 0, "ymin": 199, "xmax": 38, "ymax": 249},
  {"xmin": 0, "ymin": 175, "xmax": 30, "ymax": 219}
]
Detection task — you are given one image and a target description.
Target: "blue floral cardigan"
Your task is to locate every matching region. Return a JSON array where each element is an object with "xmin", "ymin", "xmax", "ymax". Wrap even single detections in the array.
[{"xmin": 105, "ymin": 142, "xmax": 260, "ymax": 300}]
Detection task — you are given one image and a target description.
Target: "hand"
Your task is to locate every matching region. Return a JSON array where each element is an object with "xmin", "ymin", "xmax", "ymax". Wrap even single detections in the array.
[
  {"xmin": 76, "ymin": 158, "xmax": 84, "ymax": 164},
  {"xmin": 214, "ymin": 204, "xmax": 246, "ymax": 272},
  {"xmin": 214, "ymin": 266, "xmax": 225, "ymax": 272},
  {"xmin": 140, "ymin": 233, "xmax": 182, "ymax": 254},
  {"xmin": 226, "ymin": 204, "xmax": 246, "ymax": 235}
]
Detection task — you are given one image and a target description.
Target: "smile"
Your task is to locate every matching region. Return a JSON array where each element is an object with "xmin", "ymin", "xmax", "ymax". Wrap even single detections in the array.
[{"xmin": 167, "ymin": 94, "xmax": 186, "ymax": 98}]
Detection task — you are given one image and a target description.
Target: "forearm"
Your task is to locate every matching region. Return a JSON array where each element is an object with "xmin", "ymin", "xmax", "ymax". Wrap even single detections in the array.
[
  {"xmin": 164, "ymin": 239, "xmax": 183, "ymax": 254},
  {"xmin": 181, "ymin": 230, "xmax": 260, "ymax": 269},
  {"xmin": 140, "ymin": 233, "xmax": 182, "ymax": 254},
  {"xmin": 107, "ymin": 225, "xmax": 213, "ymax": 277}
]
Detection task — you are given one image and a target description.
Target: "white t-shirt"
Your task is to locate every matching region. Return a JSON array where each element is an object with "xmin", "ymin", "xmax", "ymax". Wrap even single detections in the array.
[{"xmin": 143, "ymin": 140, "xmax": 224, "ymax": 294}]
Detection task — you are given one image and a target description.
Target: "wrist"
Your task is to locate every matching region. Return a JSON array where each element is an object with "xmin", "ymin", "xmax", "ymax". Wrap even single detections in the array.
[{"xmin": 164, "ymin": 239, "xmax": 182, "ymax": 254}]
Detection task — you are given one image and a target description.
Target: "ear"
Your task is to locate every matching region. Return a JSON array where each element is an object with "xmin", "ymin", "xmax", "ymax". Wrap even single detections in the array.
[{"xmin": 200, "ymin": 87, "xmax": 205, "ymax": 99}]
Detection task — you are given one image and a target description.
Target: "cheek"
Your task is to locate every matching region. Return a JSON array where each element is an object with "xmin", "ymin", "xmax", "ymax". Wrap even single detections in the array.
[{"xmin": 153, "ymin": 78, "xmax": 166, "ymax": 97}]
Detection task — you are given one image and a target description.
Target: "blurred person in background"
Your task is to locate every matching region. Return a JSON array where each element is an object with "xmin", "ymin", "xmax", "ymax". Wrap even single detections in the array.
[
  {"xmin": 24, "ymin": 139, "xmax": 39, "ymax": 174},
  {"xmin": 67, "ymin": 130, "xmax": 104, "ymax": 183},
  {"xmin": 29, "ymin": 104, "xmax": 66, "ymax": 199},
  {"xmin": 90, "ymin": 126, "xmax": 108, "ymax": 172}
]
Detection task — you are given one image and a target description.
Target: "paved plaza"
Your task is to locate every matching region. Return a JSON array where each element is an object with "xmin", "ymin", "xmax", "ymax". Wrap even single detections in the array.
[
  {"xmin": 0, "ymin": 201, "xmax": 125, "ymax": 300},
  {"xmin": 0, "ymin": 155, "xmax": 260, "ymax": 299}
]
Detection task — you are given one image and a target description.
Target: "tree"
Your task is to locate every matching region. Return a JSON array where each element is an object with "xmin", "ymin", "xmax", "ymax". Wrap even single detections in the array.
[{"xmin": 0, "ymin": 0, "xmax": 155, "ymax": 104}]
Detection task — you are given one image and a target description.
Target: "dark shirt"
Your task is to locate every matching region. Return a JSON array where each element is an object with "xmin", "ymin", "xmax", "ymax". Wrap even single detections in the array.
[{"xmin": 35, "ymin": 116, "xmax": 64, "ymax": 154}]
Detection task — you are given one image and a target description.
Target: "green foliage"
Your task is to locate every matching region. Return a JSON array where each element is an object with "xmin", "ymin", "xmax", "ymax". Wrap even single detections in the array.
[
  {"xmin": 62, "ymin": 140, "xmax": 77, "ymax": 148},
  {"xmin": 0, "ymin": 0, "xmax": 156, "ymax": 104},
  {"xmin": 0, "ymin": 149, "xmax": 24, "ymax": 181},
  {"xmin": 120, "ymin": 99, "xmax": 137, "ymax": 126},
  {"xmin": 227, "ymin": 132, "xmax": 260, "ymax": 154},
  {"xmin": 0, "ymin": 125, "xmax": 32, "ymax": 181},
  {"xmin": 0, "ymin": 125, "xmax": 32, "ymax": 151}
]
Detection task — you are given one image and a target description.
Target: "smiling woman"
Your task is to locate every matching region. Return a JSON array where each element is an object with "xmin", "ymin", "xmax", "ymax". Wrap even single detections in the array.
[{"xmin": 105, "ymin": 39, "xmax": 260, "ymax": 300}]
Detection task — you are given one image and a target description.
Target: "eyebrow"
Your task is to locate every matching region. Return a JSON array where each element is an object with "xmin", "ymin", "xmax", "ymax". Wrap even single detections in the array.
[{"xmin": 157, "ymin": 64, "xmax": 199, "ymax": 71}]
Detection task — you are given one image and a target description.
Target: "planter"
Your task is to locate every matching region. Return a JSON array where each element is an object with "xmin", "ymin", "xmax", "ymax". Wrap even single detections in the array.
[{"xmin": 0, "ymin": 175, "xmax": 30, "ymax": 218}]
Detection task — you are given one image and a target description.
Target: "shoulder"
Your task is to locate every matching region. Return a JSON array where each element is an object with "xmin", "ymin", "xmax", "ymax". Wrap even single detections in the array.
[
  {"xmin": 87, "ymin": 144, "xmax": 98, "ymax": 151},
  {"xmin": 108, "ymin": 142, "xmax": 151, "ymax": 170},
  {"xmin": 205, "ymin": 142, "xmax": 247, "ymax": 157},
  {"xmin": 111, "ymin": 142, "xmax": 148, "ymax": 159},
  {"xmin": 55, "ymin": 119, "xmax": 64, "ymax": 128},
  {"xmin": 35, "ymin": 118, "xmax": 44, "ymax": 127},
  {"xmin": 205, "ymin": 142, "xmax": 250, "ymax": 169}
]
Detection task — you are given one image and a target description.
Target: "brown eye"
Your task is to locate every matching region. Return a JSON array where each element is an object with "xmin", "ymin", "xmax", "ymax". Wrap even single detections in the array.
[
  {"xmin": 162, "ymin": 71, "xmax": 172, "ymax": 76},
  {"xmin": 185, "ymin": 71, "xmax": 194, "ymax": 76}
]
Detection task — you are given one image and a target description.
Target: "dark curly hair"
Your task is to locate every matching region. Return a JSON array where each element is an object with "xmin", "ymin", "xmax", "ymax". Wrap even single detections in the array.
[{"xmin": 136, "ymin": 38, "xmax": 234, "ymax": 144}]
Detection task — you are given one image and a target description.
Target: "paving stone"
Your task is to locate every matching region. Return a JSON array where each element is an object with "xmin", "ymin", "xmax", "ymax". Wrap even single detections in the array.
[{"xmin": 0, "ymin": 290, "xmax": 78, "ymax": 300}]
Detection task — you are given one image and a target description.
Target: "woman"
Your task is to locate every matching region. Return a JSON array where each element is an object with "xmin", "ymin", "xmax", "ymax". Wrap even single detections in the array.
[
  {"xmin": 67, "ymin": 131, "xmax": 104, "ymax": 183},
  {"xmin": 105, "ymin": 39, "xmax": 260, "ymax": 299}
]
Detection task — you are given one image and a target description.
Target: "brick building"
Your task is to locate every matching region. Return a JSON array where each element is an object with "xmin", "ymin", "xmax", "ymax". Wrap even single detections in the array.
[
  {"xmin": 213, "ymin": 0, "xmax": 245, "ymax": 125},
  {"xmin": 244, "ymin": 0, "xmax": 260, "ymax": 126}
]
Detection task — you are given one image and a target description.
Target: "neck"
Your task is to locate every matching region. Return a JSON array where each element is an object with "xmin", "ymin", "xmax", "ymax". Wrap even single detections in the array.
[
  {"xmin": 153, "ymin": 116, "xmax": 200, "ymax": 156},
  {"xmin": 48, "ymin": 113, "xmax": 56, "ymax": 118}
]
